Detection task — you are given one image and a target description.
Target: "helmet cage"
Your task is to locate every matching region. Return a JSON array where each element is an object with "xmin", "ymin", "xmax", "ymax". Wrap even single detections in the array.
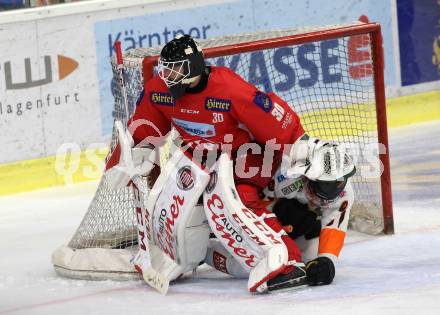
[{"xmin": 158, "ymin": 58, "xmax": 191, "ymax": 87}]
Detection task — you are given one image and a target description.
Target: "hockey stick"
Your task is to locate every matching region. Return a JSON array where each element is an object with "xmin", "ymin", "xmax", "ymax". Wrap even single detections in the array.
[
  {"xmin": 114, "ymin": 41, "xmax": 130, "ymax": 125},
  {"xmin": 114, "ymin": 41, "xmax": 171, "ymax": 294}
]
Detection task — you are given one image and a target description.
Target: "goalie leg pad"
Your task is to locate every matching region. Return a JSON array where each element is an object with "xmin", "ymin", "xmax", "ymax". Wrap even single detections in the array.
[
  {"xmin": 133, "ymin": 149, "xmax": 211, "ymax": 294},
  {"xmin": 236, "ymin": 183, "xmax": 302, "ymax": 263},
  {"xmin": 204, "ymin": 154, "xmax": 304, "ymax": 292}
]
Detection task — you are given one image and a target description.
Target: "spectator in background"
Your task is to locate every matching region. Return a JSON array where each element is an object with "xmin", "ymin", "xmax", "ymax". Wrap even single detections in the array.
[
  {"xmin": 0, "ymin": 0, "xmax": 83, "ymax": 11},
  {"xmin": 35, "ymin": 0, "xmax": 48, "ymax": 6},
  {"xmin": 0, "ymin": 0, "xmax": 25, "ymax": 11},
  {"xmin": 34, "ymin": 0, "xmax": 86, "ymax": 6}
]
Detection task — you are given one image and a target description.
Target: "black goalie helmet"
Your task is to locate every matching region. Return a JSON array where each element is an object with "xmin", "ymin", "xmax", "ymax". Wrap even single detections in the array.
[{"xmin": 158, "ymin": 34, "xmax": 206, "ymax": 98}]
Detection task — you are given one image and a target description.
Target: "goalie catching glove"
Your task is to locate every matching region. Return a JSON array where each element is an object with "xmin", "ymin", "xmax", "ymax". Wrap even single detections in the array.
[{"xmin": 105, "ymin": 120, "xmax": 158, "ymax": 189}]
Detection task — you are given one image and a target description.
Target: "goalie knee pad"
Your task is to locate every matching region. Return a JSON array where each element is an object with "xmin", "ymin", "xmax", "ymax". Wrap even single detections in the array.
[{"xmin": 204, "ymin": 239, "xmax": 249, "ymax": 278}]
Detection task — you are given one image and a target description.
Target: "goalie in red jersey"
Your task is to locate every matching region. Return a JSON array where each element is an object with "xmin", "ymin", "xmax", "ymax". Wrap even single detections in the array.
[{"xmin": 105, "ymin": 34, "xmax": 355, "ymax": 293}]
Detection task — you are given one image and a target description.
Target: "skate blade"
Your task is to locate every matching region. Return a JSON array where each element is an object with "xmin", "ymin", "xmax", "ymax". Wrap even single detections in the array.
[{"xmin": 267, "ymin": 276, "xmax": 308, "ymax": 293}]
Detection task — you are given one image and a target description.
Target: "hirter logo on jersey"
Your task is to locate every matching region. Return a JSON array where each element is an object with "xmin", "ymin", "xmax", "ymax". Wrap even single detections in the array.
[
  {"xmin": 150, "ymin": 92, "xmax": 175, "ymax": 106},
  {"xmin": 253, "ymin": 91, "xmax": 273, "ymax": 113},
  {"xmin": 205, "ymin": 97, "xmax": 231, "ymax": 112},
  {"xmin": 177, "ymin": 166, "xmax": 195, "ymax": 191}
]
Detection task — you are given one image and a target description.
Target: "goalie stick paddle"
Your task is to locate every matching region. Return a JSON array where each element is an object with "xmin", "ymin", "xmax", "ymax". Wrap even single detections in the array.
[
  {"xmin": 142, "ymin": 267, "xmax": 170, "ymax": 295},
  {"xmin": 113, "ymin": 41, "xmax": 172, "ymax": 295}
]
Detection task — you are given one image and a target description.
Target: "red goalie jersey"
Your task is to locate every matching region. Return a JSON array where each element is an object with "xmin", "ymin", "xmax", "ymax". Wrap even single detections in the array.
[{"xmin": 129, "ymin": 66, "xmax": 304, "ymax": 152}]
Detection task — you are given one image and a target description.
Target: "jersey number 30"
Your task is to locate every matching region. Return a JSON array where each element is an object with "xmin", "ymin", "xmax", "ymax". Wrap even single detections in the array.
[{"xmin": 213, "ymin": 113, "xmax": 224, "ymax": 123}]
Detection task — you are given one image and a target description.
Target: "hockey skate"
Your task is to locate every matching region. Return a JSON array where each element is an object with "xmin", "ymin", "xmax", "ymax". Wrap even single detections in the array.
[{"xmin": 267, "ymin": 264, "xmax": 307, "ymax": 292}]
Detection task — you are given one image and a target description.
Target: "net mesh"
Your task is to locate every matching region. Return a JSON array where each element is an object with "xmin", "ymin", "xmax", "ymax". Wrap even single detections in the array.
[{"xmin": 67, "ymin": 23, "xmax": 384, "ymax": 255}]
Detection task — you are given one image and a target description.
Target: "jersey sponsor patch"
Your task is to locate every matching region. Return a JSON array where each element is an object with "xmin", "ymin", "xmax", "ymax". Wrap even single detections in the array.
[
  {"xmin": 150, "ymin": 91, "xmax": 175, "ymax": 106},
  {"xmin": 281, "ymin": 184, "xmax": 297, "ymax": 196},
  {"xmin": 205, "ymin": 97, "xmax": 232, "ymax": 112},
  {"xmin": 253, "ymin": 91, "xmax": 273, "ymax": 113},
  {"xmin": 280, "ymin": 178, "xmax": 304, "ymax": 196},
  {"xmin": 277, "ymin": 174, "xmax": 286, "ymax": 183},
  {"xmin": 172, "ymin": 118, "xmax": 216, "ymax": 138}
]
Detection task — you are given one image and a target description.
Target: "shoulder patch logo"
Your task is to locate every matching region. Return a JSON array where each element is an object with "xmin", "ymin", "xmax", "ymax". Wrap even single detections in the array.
[
  {"xmin": 205, "ymin": 97, "xmax": 232, "ymax": 112},
  {"xmin": 253, "ymin": 91, "xmax": 273, "ymax": 113},
  {"xmin": 150, "ymin": 92, "xmax": 175, "ymax": 106}
]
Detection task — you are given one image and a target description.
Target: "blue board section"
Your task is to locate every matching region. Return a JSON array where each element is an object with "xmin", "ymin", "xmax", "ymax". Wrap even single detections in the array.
[{"xmin": 397, "ymin": 0, "xmax": 440, "ymax": 86}]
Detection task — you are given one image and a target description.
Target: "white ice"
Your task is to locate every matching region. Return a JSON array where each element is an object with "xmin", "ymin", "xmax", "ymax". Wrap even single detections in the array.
[{"xmin": 1, "ymin": 120, "xmax": 440, "ymax": 315}]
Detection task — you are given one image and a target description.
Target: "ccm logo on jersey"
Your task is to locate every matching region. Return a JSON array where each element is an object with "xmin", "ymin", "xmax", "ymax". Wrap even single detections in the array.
[
  {"xmin": 253, "ymin": 91, "xmax": 273, "ymax": 113},
  {"xmin": 181, "ymin": 108, "xmax": 199, "ymax": 114},
  {"xmin": 150, "ymin": 92, "xmax": 175, "ymax": 106},
  {"xmin": 205, "ymin": 97, "xmax": 231, "ymax": 112}
]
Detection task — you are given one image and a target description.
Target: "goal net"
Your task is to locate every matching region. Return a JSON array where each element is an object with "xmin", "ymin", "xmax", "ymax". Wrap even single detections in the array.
[{"xmin": 52, "ymin": 22, "xmax": 393, "ymax": 280}]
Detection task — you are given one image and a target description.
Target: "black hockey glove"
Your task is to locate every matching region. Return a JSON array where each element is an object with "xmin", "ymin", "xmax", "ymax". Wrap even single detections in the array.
[
  {"xmin": 273, "ymin": 198, "xmax": 321, "ymax": 240},
  {"xmin": 305, "ymin": 256, "xmax": 335, "ymax": 286}
]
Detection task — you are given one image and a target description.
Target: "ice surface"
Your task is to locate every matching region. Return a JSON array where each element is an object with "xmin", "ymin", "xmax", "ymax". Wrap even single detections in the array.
[{"xmin": 1, "ymin": 120, "xmax": 440, "ymax": 315}]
